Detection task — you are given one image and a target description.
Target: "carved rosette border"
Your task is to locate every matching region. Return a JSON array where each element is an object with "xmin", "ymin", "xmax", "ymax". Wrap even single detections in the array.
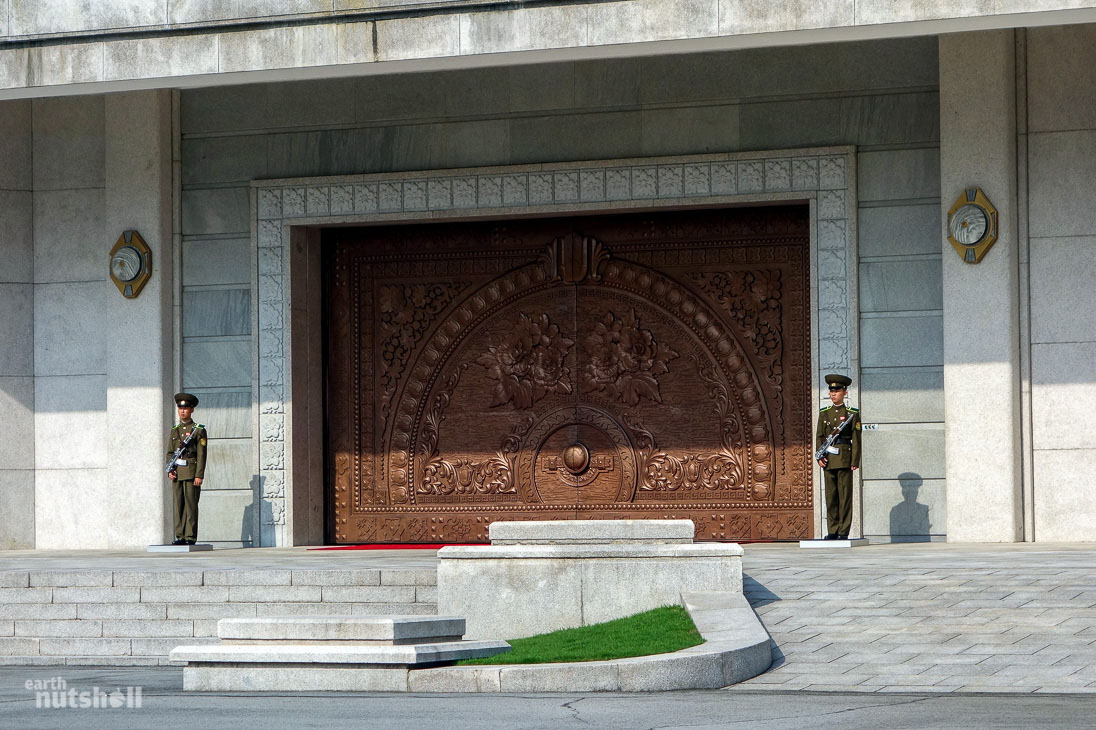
[{"xmin": 252, "ymin": 148, "xmax": 855, "ymax": 546}]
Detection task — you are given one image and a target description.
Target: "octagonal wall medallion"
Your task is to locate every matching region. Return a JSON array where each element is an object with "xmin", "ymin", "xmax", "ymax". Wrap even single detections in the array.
[{"xmin": 947, "ymin": 187, "xmax": 998, "ymax": 264}]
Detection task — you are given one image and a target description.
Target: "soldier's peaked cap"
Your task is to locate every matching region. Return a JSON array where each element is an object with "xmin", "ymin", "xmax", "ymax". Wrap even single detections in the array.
[
  {"xmin": 825, "ymin": 374, "xmax": 852, "ymax": 389},
  {"xmin": 174, "ymin": 392, "xmax": 199, "ymax": 408}
]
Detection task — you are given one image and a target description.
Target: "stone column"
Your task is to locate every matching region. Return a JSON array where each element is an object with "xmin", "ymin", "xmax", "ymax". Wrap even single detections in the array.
[
  {"xmin": 0, "ymin": 100, "xmax": 35, "ymax": 549},
  {"xmin": 939, "ymin": 31, "xmax": 1022, "ymax": 542},
  {"xmin": 104, "ymin": 91, "xmax": 175, "ymax": 546}
]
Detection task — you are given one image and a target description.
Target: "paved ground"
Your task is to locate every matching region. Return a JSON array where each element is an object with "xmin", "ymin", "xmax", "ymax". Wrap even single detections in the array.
[
  {"xmin": 735, "ymin": 542, "xmax": 1096, "ymax": 693},
  {"xmin": 5, "ymin": 541, "xmax": 1096, "ymax": 693},
  {"xmin": 0, "ymin": 547, "xmax": 438, "ymax": 571},
  {"xmin": 2, "ymin": 667, "xmax": 1096, "ymax": 729}
]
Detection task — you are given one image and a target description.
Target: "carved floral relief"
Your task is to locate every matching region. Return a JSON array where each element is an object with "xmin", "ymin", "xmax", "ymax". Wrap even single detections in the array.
[
  {"xmin": 581, "ymin": 310, "xmax": 679, "ymax": 406},
  {"xmin": 476, "ymin": 312, "xmax": 575, "ymax": 409}
]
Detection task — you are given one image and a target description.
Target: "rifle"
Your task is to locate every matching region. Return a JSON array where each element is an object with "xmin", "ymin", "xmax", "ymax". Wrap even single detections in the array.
[
  {"xmin": 166, "ymin": 427, "xmax": 199, "ymax": 475},
  {"xmin": 814, "ymin": 412, "xmax": 856, "ymax": 462}
]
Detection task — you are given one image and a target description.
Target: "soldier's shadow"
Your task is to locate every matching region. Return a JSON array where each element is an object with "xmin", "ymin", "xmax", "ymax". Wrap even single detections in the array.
[
  {"xmin": 241, "ymin": 475, "xmax": 274, "ymax": 547},
  {"xmin": 890, "ymin": 471, "xmax": 931, "ymax": 542}
]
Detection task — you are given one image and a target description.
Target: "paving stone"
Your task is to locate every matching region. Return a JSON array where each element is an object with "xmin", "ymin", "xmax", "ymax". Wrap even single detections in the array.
[
  {"xmin": 380, "ymin": 569, "xmax": 436, "ymax": 586},
  {"xmin": 902, "ymin": 655, "xmax": 988, "ymax": 666},
  {"xmin": 102, "ymin": 620, "xmax": 195, "ymax": 638},
  {"xmin": 77, "ymin": 603, "xmax": 167, "ymax": 620},
  {"xmin": 113, "ymin": 571, "xmax": 204, "ymax": 587},
  {"xmin": 964, "ymin": 643, "xmax": 1049, "ymax": 655},
  {"xmin": 29, "ymin": 571, "xmax": 113, "ymax": 587},
  {"xmin": 65, "ymin": 656, "xmax": 162, "ymax": 666},
  {"xmin": 140, "ymin": 586, "xmax": 230, "ymax": 603},
  {"xmin": 194, "ymin": 620, "xmax": 219, "ymax": 636},
  {"xmin": 319, "ymin": 585, "xmax": 416, "ymax": 603},
  {"xmin": 291, "ymin": 569, "xmax": 381, "ymax": 586},
  {"xmin": 38, "ymin": 638, "xmax": 129, "ymax": 656},
  {"xmin": 0, "ymin": 572, "xmax": 30, "ymax": 588},
  {"xmin": 203, "ymin": 570, "xmax": 292, "ymax": 586},
  {"xmin": 167, "ymin": 603, "xmax": 258, "ymax": 619},
  {"xmin": 253, "ymin": 602, "xmax": 355, "ymax": 617},
  {"xmin": 227, "ymin": 586, "xmax": 321, "ymax": 603},
  {"xmin": 736, "ymin": 671, "xmax": 799, "ymax": 684},
  {"xmin": 0, "ymin": 635, "xmax": 41, "ymax": 653},
  {"xmin": 992, "ymin": 664, "xmax": 1086, "ymax": 678},
  {"xmin": 52, "ymin": 587, "xmax": 140, "ymax": 603},
  {"xmin": 131, "ymin": 638, "xmax": 208, "ymax": 655},
  {"xmin": 350, "ymin": 602, "xmax": 437, "ymax": 616},
  {"xmin": 0, "ymin": 587, "xmax": 52, "ymax": 603},
  {"xmin": 15, "ymin": 620, "xmax": 102, "ymax": 637},
  {"xmin": 0, "ymin": 603, "xmax": 77, "ymax": 619}
]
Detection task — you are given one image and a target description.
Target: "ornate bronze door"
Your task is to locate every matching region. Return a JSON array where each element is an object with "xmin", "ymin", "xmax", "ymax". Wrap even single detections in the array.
[{"xmin": 326, "ymin": 206, "xmax": 811, "ymax": 543}]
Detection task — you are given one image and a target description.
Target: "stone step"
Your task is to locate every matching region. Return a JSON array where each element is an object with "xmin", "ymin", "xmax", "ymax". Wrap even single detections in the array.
[
  {"xmin": 173, "ymin": 639, "xmax": 510, "ymax": 666},
  {"xmin": 218, "ymin": 616, "xmax": 464, "ymax": 644},
  {"xmin": 0, "ymin": 568, "xmax": 439, "ymax": 664},
  {"xmin": 171, "ymin": 615, "xmax": 512, "ymax": 689}
]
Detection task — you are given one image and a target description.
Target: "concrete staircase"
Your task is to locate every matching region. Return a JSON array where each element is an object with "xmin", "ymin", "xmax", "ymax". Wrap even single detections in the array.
[{"xmin": 0, "ymin": 567, "xmax": 438, "ymax": 666}]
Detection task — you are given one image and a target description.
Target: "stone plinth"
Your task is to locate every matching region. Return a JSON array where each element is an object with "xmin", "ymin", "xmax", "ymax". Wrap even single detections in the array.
[
  {"xmin": 489, "ymin": 519, "xmax": 695, "ymax": 545},
  {"xmin": 147, "ymin": 544, "xmax": 213, "ymax": 552},
  {"xmin": 437, "ymin": 520, "xmax": 742, "ymax": 640},
  {"xmin": 799, "ymin": 538, "xmax": 870, "ymax": 549}
]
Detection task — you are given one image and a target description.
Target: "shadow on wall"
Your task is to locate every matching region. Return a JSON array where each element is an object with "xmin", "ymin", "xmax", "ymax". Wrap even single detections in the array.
[
  {"xmin": 890, "ymin": 471, "xmax": 931, "ymax": 542},
  {"xmin": 241, "ymin": 474, "xmax": 272, "ymax": 547}
]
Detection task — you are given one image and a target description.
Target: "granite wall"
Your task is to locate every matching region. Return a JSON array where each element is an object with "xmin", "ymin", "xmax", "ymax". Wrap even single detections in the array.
[
  {"xmin": 7, "ymin": 92, "xmax": 176, "ymax": 550},
  {"xmin": 179, "ymin": 35, "xmax": 945, "ymax": 543},
  {"xmin": 0, "ymin": 98, "xmax": 33, "ymax": 549},
  {"xmin": 1027, "ymin": 24, "xmax": 1096, "ymax": 541}
]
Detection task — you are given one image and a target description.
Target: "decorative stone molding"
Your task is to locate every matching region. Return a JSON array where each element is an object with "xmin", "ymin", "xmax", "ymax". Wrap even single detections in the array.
[{"xmin": 251, "ymin": 147, "xmax": 857, "ymax": 546}]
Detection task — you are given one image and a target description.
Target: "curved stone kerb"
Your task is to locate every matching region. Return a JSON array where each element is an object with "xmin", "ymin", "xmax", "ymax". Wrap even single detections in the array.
[{"xmin": 405, "ymin": 590, "xmax": 772, "ymax": 692}]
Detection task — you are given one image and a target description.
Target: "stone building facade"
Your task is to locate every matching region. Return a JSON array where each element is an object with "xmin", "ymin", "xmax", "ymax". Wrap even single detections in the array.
[{"xmin": 1, "ymin": 2, "xmax": 1094, "ymax": 547}]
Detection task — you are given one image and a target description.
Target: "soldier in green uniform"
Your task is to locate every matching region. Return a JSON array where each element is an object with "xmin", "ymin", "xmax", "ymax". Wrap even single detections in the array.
[
  {"xmin": 166, "ymin": 393, "xmax": 207, "ymax": 545},
  {"xmin": 816, "ymin": 374, "xmax": 861, "ymax": 539}
]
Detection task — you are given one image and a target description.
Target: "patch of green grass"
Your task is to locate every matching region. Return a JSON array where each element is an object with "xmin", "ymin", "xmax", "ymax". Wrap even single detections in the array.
[{"xmin": 457, "ymin": 605, "xmax": 704, "ymax": 665}]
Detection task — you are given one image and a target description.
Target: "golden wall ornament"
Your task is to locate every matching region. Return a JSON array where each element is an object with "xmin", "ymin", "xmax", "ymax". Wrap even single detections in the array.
[
  {"xmin": 947, "ymin": 187, "xmax": 998, "ymax": 264},
  {"xmin": 108, "ymin": 230, "xmax": 152, "ymax": 298}
]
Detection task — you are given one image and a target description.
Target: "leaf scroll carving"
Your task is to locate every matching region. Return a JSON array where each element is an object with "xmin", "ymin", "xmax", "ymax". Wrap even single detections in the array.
[
  {"xmin": 378, "ymin": 282, "xmax": 469, "ymax": 412},
  {"xmin": 623, "ymin": 355, "xmax": 749, "ymax": 494},
  {"xmin": 692, "ymin": 270, "xmax": 783, "ymax": 400}
]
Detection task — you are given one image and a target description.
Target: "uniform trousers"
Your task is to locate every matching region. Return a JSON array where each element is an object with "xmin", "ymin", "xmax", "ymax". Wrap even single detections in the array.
[
  {"xmin": 823, "ymin": 467, "xmax": 853, "ymax": 537},
  {"xmin": 172, "ymin": 480, "xmax": 201, "ymax": 541}
]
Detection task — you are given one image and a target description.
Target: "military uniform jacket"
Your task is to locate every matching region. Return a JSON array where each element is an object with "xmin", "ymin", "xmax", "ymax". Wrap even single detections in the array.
[
  {"xmin": 816, "ymin": 404, "xmax": 861, "ymax": 469},
  {"xmin": 167, "ymin": 421, "xmax": 207, "ymax": 481}
]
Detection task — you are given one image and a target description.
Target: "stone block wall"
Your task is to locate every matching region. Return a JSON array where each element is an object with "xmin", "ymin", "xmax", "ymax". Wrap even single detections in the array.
[
  {"xmin": 0, "ymin": 92, "xmax": 176, "ymax": 550},
  {"xmin": 31, "ymin": 95, "xmax": 111, "ymax": 549},
  {"xmin": 180, "ymin": 35, "xmax": 945, "ymax": 543},
  {"xmin": 0, "ymin": 98, "xmax": 34, "ymax": 549},
  {"xmin": 1026, "ymin": 25, "xmax": 1096, "ymax": 541}
]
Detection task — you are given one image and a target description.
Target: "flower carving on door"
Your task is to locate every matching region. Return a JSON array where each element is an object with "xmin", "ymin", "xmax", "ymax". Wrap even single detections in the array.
[
  {"xmin": 476, "ymin": 312, "xmax": 575, "ymax": 409},
  {"xmin": 581, "ymin": 309, "xmax": 679, "ymax": 406}
]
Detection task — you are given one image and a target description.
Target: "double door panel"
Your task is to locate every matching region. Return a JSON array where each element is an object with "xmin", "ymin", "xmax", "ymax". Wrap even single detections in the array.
[{"xmin": 326, "ymin": 206, "xmax": 812, "ymax": 542}]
